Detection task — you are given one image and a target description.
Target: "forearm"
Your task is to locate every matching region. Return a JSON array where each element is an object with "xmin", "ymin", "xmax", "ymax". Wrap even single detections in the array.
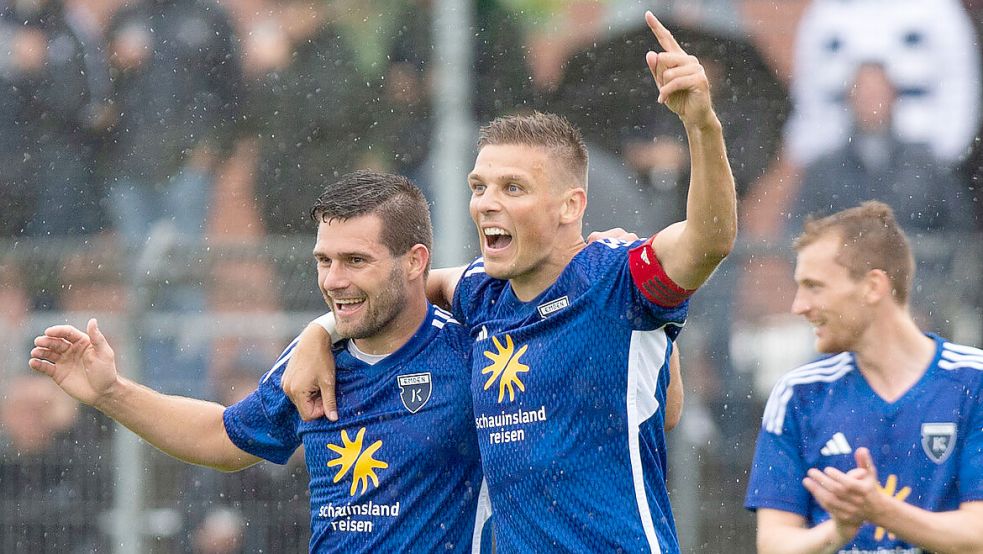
[
  {"xmin": 758, "ymin": 520, "xmax": 852, "ymax": 554},
  {"xmin": 95, "ymin": 377, "xmax": 259, "ymax": 472},
  {"xmin": 425, "ymin": 266, "xmax": 465, "ymax": 310},
  {"xmin": 682, "ymin": 115, "xmax": 737, "ymax": 263},
  {"xmin": 868, "ymin": 499, "xmax": 983, "ymax": 553}
]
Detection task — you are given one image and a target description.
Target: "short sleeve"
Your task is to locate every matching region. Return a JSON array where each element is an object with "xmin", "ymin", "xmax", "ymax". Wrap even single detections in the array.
[
  {"xmin": 745, "ymin": 400, "xmax": 811, "ymax": 516},
  {"xmin": 451, "ymin": 257, "xmax": 486, "ymax": 326},
  {"xmin": 959, "ymin": 397, "xmax": 983, "ymax": 503},
  {"xmin": 222, "ymin": 346, "xmax": 302, "ymax": 465}
]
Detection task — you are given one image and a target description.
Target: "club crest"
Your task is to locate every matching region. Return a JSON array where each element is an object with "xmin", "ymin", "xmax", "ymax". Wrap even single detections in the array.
[
  {"xmin": 921, "ymin": 422, "xmax": 956, "ymax": 464},
  {"xmin": 397, "ymin": 373, "xmax": 432, "ymax": 414}
]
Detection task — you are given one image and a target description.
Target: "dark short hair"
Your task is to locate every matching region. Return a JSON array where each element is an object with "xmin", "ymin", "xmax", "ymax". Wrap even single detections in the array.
[
  {"xmin": 794, "ymin": 201, "xmax": 914, "ymax": 304},
  {"xmin": 310, "ymin": 170, "xmax": 433, "ymax": 260},
  {"xmin": 477, "ymin": 111, "xmax": 589, "ymax": 189}
]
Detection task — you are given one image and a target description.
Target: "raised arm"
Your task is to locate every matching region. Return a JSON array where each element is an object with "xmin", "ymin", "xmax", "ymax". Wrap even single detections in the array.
[
  {"xmin": 643, "ymin": 12, "xmax": 737, "ymax": 290},
  {"xmin": 29, "ymin": 319, "xmax": 260, "ymax": 472}
]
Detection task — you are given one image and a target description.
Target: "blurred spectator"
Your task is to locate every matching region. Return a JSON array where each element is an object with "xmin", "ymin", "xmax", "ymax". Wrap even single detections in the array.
[
  {"xmin": 191, "ymin": 507, "xmax": 245, "ymax": 554},
  {"xmin": 0, "ymin": 0, "xmax": 109, "ymax": 239},
  {"xmin": 375, "ymin": 0, "xmax": 534, "ymax": 198},
  {"xmin": 104, "ymin": 0, "xmax": 241, "ymax": 244},
  {"xmin": 103, "ymin": 0, "xmax": 242, "ymax": 394},
  {"xmin": 0, "ymin": 263, "xmax": 32, "ymax": 383},
  {"xmin": 791, "ymin": 63, "xmax": 974, "ymax": 235},
  {"xmin": 0, "ymin": 374, "xmax": 111, "ymax": 553},
  {"xmin": 785, "ymin": 0, "xmax": 980, "ymax": 166},
  {"xmin": 244, "ymin": 0, "xmax": 371, "ymax": 237}
]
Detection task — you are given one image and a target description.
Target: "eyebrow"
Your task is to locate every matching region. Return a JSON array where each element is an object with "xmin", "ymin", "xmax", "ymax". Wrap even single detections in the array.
[
  {"xmin": 312, "ymin": 249, "xmax": 375, "ymax": 259},
  {"xmin": 467, "ymin": 172, "xmax": 528, "ymax": 183}
]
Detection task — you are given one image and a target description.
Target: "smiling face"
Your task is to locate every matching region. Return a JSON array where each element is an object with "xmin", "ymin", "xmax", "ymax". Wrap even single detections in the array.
[
  {"xmin": 313, "ymin": 213, "xmax": 414, "ymax": 353},
  {"xmin": 791, "ymin": 233, "xmax": 874, "ymax": 354},
  {"xmin": 468, "ymin": 143, "xmax": 583, "ymax": 293}
]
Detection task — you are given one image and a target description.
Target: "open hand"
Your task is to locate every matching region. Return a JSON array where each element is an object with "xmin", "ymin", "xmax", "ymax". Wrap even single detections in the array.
[{"xmin": 29, "ymin": 318, "xmax": 120, "ymax": 407}]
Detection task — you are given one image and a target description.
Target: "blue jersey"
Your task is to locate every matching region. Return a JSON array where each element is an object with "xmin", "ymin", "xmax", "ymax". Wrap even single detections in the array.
[
  {"xmin": 746, "ymin": 336, "xmax": 983, "ymax": 553},
  {"xmin": 223, "ymin": 305, "xmax": 489, "ymax": 553},
  {"xmin": 452, "ymin": 239, "xmax": 689, "ymax": 553}
]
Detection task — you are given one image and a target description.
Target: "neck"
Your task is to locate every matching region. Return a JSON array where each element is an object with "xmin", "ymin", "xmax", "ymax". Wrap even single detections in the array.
[
  {"xmin": 853, "ymin": 305, "xmax": 935, "ymax": 401},
  {"xmin": 352, "ymin": 293, "xmax": 428, "ymax": 356},
  {"xmin": 510, "ymin": 235, "xmax": 587, "ymax": 302}
]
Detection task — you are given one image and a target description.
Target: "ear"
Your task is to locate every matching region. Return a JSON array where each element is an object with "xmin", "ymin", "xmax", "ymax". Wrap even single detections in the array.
[
  {"xmin": 404, "ymin": 244, "xmax": 430, "ymax": 281},
  {"xmin": 863, "ymin": 268, "xmax": 892, "ymax": 304},
  {"xmin": 559, "ymin": 187, "xmax": 587, "ymax": 225}
]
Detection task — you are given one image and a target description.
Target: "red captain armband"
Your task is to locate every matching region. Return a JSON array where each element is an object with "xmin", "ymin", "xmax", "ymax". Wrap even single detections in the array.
[{"xmin": 628, "ymin": 241, "xmax": 695, "ymax": 307}]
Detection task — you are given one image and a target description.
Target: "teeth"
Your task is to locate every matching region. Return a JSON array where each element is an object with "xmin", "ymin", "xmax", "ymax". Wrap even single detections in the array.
[
  {"xmin": 484, "ymin": 227, "xmax": 511, "ymax": 237},
  {"xmin": 334, "ymin": 298, "xmax": 364, "ymax": 305}
]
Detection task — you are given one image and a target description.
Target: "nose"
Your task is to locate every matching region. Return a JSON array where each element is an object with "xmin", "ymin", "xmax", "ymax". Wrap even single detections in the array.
[
  {"xmin": 790, "ymin": 287, "xmax": 809, "ymax": 316},
  {"xmin": 320, "ymin": 262, "xmax": 349, "ymax": 293},
  {"xmin": 470, "ymin": 186, "xmax": 502, "ymax": 215}
]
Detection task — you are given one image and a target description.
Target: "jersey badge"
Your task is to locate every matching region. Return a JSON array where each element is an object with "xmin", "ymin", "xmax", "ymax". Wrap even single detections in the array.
[
  {"xmin": 921, "ymin": 422, "xmax": 957, "ymax": 464},
  {"xmin": 397, "ymin": 372, "xmax": 432, "ymax": 414}
]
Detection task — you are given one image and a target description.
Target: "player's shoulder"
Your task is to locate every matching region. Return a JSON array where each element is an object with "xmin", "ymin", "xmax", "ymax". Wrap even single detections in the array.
[
  {"xmin": 570, "ymin": 238, "xmax": 641, "ymax": 276},
  {"xmin": 454, "ymin": 257, "xmax": 505, "ymax": 310},
  {"xmin": 774, "ymin": 352, "xmax": 855, "ymax": 394},
  {"xmin": 457, "ymin": 257, "xmax": 489, "ymax": 287},
  {"xmin": 258, "ymin": 335, "xmax": 301, "ymax": 390},
  {"xmin": 938, "ymin": 340, "xmax": 983, "ymax": 384},
  {"xmin": 427, "ymin": 306, "xmax": 470, "ymax": 354},
  {"xmin": 582, "ymin": 238, "xmax": 640, "ymax": 259},
  {"xmin": 761, "ymin": 352, "xmax": 855, "ymax": 434}
]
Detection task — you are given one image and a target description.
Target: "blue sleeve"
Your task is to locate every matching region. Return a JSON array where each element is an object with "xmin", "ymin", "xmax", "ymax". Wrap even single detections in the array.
[
  {"xmin": 959, "ymin": 396, "xmax": 983, "ymax": 503},
  {"xmin": 451, "ymin": 257, "xmax": 485, "ymax": 326},
  {"xmin": 744, "ymin": 400, "xmax": 811, "ymax": 516},
  {"xmin": 222, "ymin": 345, "xmax": 302, "ymax": 465}
]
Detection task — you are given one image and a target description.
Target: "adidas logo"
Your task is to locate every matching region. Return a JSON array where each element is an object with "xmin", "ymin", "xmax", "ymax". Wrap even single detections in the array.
[{"xmin": 820, "ymin": 432, "xmax": 853, "ymax": 456}]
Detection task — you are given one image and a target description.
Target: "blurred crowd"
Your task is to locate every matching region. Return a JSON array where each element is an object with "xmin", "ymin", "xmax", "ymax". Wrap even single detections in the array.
[{"xmin": 1, "ymin": 0, "xmax": 981, "ymax": 551}]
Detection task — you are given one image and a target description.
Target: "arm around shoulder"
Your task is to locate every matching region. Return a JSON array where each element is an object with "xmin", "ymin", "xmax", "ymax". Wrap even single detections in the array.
[{"xmin": 426, "ymin": 266, "xmax": 466, "ymax": 311}]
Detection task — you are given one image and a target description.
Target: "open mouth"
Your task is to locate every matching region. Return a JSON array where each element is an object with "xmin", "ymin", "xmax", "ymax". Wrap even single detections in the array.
[
  {"xmin": 483, "ymin": 227, "xmax": 513, "ymax": 251},
  {"xmin": 332, "ymin": 297, "xmax": 366, "ymax": 315}
]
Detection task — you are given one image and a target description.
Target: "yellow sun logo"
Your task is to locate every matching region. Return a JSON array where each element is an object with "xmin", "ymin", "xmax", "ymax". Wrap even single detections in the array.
[
  {"xmin": 326, "ymin": 428, "xmax": 389, "ymax": 496},
  {"xmin": 481, "ymin": 334, "xmax": 530, "ymax": 403},
  {"xmin": 874, "ymin": 474, "xmax": 911, "ymax": 541}
]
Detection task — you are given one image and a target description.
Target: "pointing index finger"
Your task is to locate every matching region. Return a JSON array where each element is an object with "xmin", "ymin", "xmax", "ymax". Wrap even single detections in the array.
[{"xmin": 645, "ymin": 11, "xmax": 683, "ymax": 54}]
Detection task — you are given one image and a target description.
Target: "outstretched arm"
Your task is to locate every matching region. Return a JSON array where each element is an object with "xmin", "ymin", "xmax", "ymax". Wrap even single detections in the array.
[
  {"xmin": 29, "ymin": 319, "xmax": 260, "ymax": 472},
  {"xmin": 283, "ymin": 265, "xmax": 467, "ymax": 421},
  {"xmin": 644, "ymin": 12, "xmax": 737, "ymax": 290}
]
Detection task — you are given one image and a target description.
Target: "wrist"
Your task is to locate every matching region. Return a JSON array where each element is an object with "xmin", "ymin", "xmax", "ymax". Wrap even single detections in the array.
[
  {"xmin": 312, "ymin": 312, "xmax": 342, "ymax": 344},
  {"xmin": 684, "ymin": 111, "xmax": 722, "ymax": 135},
  {"xmin": 92, "ymin": 376, "xmax": 131, "ymax": 414}
]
